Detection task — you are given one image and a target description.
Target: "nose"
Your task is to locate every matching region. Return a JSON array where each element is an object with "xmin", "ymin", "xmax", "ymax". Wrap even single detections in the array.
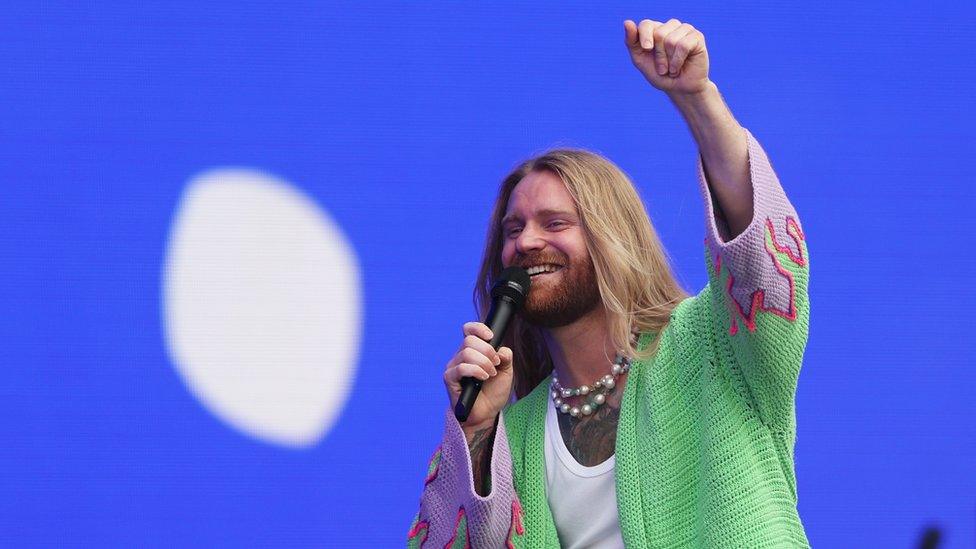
[{"xmin": 514, "ymin": 223, "xmax": 545, "ymax": 255}]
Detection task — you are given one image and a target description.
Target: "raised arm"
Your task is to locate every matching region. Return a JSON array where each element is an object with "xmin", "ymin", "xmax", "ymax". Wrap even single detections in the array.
[
  {"xmin": 624, "ymin": 18, "xmax": 753, "ymax": 239},
  {"xmin": 625, "ymin": 19, "xmax": 810, "ymax": 439}
]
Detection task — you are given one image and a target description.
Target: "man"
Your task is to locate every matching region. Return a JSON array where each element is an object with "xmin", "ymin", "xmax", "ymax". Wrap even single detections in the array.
[{"xmin": 409, "ymin": 18, "xmax": 811, "ymax": 548}]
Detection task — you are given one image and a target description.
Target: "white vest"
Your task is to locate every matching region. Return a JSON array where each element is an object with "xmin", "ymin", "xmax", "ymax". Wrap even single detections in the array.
[{"xmin": 543, "ymin": 382, "xmax": 625, "ymax": 549}]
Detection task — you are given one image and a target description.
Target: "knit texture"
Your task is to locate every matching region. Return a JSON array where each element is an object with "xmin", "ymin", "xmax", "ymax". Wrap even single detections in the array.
[
  {"xmin": 408, "ymin": 128, "xmax": 810, "ymax": 547},
  {"xmin": 408, "ymin": 409, "xmax": 522, "ymax": 548}
]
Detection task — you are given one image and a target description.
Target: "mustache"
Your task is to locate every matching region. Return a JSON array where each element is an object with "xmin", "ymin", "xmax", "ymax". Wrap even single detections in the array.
[{"xmin": 514, "ymin": 252, "xmax": 569, "ymax": 268}]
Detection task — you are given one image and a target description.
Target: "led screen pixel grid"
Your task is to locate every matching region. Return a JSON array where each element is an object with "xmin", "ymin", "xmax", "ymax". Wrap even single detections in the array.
[{"xmin": 1, "ymin": 2, "xmax": 974, "ymax": 547}]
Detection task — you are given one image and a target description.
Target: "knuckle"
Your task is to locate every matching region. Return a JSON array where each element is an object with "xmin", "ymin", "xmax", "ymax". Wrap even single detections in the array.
[{"xmin": 467, "ymin": 348, "xmax": 488, "ymax": 365}]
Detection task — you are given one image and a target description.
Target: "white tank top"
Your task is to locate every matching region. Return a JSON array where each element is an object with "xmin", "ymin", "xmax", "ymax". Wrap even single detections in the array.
[{"xmin": 543, "ymin": 382, "xmax": 625, "ymax": 549}]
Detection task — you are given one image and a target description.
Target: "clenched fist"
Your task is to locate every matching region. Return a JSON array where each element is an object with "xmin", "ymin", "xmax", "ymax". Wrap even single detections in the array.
[
  {"xmin": 443, "ymin": 322, "xmax": 514, "ymax": 433},
  {"xmin": 624, "ymin": 18, "xmax": 710, "ymax": 96}
]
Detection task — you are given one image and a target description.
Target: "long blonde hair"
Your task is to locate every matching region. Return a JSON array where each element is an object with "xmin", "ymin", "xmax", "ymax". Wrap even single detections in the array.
[{"xmin": 475, "ymin": 149, "xmax": 690, "ymax": 399}]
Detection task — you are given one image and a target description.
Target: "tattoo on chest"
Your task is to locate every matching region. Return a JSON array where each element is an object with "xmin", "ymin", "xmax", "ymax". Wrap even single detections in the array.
[{"xmin": 556, "ymin": 393, "xmax": 621, "ymax": 467}]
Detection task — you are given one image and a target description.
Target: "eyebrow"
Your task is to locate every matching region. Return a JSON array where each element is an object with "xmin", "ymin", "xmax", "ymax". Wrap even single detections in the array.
[{"xmin": 501, "ymin": 208, "xmax": 577, "ymax": 226}]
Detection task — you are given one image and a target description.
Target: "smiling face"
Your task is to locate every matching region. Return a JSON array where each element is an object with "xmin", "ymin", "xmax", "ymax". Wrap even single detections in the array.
[{"xmin": 500, "ymin": 170, "xmax": 601, "ymax": 328}]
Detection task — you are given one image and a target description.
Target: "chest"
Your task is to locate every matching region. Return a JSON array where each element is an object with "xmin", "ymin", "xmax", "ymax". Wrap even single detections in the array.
[{"xmin": 555, "ymin": 401, "xmax": 620, "ymax": 467}]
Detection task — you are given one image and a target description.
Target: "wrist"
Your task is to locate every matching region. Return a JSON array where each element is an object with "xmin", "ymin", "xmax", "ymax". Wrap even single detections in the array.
[
  {"xmin": 667, "ymin": 80, "xmax": 741, "ymax": 145},
  {"xmin": 667, "ymin": 79, "xmax": 720, "ymax": 112},
  {"xmin": 461, "ymin": 416, "xmax": 497, "ymax": 444}
]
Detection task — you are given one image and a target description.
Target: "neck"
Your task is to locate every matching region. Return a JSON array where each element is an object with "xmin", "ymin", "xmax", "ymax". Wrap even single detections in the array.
[{"xmin": 541, "ymin": 306, "xmax": 618, "ymax": 389}]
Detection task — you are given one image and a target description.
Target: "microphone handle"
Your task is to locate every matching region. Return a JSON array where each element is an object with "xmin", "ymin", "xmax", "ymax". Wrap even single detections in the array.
[{"xmin": 454, "ymin": 296, "xmax": 516, "ymax": 423}]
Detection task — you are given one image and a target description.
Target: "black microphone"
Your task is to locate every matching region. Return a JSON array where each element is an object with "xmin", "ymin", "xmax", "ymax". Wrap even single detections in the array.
[{"xmin": 454, "ymin": 266, "xmax": 531, "ymax": 423}]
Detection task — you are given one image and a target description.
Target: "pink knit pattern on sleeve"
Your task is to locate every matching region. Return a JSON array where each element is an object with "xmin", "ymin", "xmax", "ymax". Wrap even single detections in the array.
[{"xmin": 699, "ymin": 128, "xmax": 807, "ymax": 335}]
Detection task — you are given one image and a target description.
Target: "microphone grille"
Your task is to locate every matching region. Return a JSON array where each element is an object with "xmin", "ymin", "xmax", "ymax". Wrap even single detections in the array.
[{"xmin": 491, "ymin": 266, "xmax": 531, "ymax": 306}]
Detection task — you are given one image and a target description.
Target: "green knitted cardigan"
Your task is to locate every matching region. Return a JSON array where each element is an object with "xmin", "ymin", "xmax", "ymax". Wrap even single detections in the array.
[{"xmin": 409, "ymin": 129, "xmax": 810, "ymax": 548}]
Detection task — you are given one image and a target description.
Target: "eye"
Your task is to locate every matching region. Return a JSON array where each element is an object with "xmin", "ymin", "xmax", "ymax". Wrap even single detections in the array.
[
  {"xmin": 505, "ymin": 226, "xmax": 522, "ymax": 238},
  {"xmin": 547, "ymin": 220, "xmax": 567, "ymax": 230}
]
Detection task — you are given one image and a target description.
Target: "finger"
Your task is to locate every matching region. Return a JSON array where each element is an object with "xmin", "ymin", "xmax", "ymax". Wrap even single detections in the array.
[
  {"xmin": 663, "ymin": 24, "xmax": 695, "ymax": 76},
  {"xmin": 652, "ymin": 19, "xmax": 682, "ymax": 76},
  {"xmin": 670, "ymin": 30, "xmax": 702, "ymax": 77},
  {"xmin": 464, "ymin": 334, "xmax": 500, "ymax": 365},
  {"xmin": 637, "ymin": 19, "xmax": 660, "ymax": 51},
  {"xmin": 623, "ymin": 20, "xmax": 640, "ymax": 52},
  {"xmin": 461, "ymin": 347, "xmax": 497, "ymax": 376},
  {"xmin": 444, "ymin": 363, "xmax": 490, "ymax": 385},
  {"xmin": 462, "ymin": 321, "xmax": 493, "ymax": 342}
]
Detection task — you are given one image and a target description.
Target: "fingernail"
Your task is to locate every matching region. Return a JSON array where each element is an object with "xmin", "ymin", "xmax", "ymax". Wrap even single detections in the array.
[
  {"xmin": 641, "ymin": 40, "xmax": 652, "ymax": 49},
  {"xmin": 657, "ymin": 64, "xmax": 667, "ymax": 76}
]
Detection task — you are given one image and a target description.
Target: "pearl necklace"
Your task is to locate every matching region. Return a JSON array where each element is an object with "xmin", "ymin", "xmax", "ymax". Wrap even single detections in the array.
[{"xmin": 550, "ymin": 354, "xmax": 631, "ymax": 418}]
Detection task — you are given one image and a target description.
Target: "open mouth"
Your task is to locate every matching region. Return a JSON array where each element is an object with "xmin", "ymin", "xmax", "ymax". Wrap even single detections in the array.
[{"xmin": 526, "ymin": 264, "xmax": 564, "ymax": 278}]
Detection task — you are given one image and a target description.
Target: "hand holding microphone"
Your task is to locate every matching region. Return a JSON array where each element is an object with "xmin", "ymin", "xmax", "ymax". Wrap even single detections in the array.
[
  {"xmin": 443, "ymin": 322, "xmax": 513, "ymax": 431},
  {"xmin": 444, "ymin": 267, "xmax": 530, "ymax": 430}
]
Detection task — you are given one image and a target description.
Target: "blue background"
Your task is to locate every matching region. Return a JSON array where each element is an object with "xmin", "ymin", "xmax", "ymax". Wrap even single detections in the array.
[{"xmin": 1, "ymin": 1, "xmax": 974, "ymax": 546}]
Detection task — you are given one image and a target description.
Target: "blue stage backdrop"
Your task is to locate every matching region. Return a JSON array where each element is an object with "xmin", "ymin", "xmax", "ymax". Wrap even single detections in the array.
[{"xmin": 1, "ymin": 2, "xmax": 973, "ymax": 547}]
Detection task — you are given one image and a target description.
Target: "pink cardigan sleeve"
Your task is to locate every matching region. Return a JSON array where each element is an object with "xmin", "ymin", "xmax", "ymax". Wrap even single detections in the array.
[{"xmin": 407, "ymin": 409, "xmax": 524, "ymax": 548}]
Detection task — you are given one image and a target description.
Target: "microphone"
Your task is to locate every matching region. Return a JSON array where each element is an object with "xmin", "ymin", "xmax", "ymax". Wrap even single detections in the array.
[{"xmin": 454, "ymin": 266, "xmax": 531, "ymax": 423}]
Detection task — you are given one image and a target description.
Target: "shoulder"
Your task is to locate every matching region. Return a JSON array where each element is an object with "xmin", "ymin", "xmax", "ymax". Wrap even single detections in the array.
[
  {"xmin": 633, "ymin": 291, "xmax": 713, "ymax": 370},
  {"xmin": 655, "ymin": 291, "xmax": 710, "ymax": 340},
  {"xmin": 673, "ymin": 291, "xmax": 705, "ymax": 321}
]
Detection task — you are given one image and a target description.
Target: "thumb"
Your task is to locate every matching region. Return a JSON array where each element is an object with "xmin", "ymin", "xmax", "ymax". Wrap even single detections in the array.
[{"xmin": 497, "ymin": 346, "xmax": 514, "ymax": 371}]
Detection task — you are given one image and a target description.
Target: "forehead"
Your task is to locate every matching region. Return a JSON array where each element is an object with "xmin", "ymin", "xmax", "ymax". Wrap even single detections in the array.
[{"xmin": 504, "ymin": 170, "xmax": 577, "ymax": 218}]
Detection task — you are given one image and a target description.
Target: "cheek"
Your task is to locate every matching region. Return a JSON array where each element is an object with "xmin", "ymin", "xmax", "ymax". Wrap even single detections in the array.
[{"xmin": 501, "ymin": 241, "xmax": 515, "ymax": 267}]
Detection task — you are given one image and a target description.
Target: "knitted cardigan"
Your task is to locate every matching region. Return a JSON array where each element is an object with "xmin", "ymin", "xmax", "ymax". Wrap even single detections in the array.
[{"xmin": 408, "ymin": 128, "xmax": 811, "ymax": 548}]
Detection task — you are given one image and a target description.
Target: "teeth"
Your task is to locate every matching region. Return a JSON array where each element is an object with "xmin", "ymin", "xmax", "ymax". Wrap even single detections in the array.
[{"xmin": 527, "ymin": 264, "xmax": 561, "ymax": 276}]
